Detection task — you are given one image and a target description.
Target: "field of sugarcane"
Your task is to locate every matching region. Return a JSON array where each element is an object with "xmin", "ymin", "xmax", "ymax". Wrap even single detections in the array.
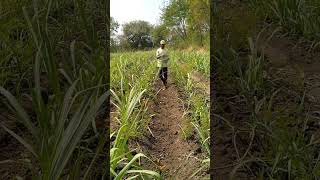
[
  {"xmin": 170, "ymin": 50, "xmax": 210, "ymax": 177},
  {"xmin": 110, "ymin": 51, "xmax": 161, "ymax": 179},
  {"xmin": 0, "ymin": 0, "xmax": 109, "ymax": 179},
  {"xmin": 212, "ymin": 0, "xmax": 320, "ymax": 178},
  {"xmin": 170, "ymin": 50, "xmax": 210, "ymax": 153},
  {"xmin": 110, "ymin": 49, "xmax": 209, "ymax": 179}
]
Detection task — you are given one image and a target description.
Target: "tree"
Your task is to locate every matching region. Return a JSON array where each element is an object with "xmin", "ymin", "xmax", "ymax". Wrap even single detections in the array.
[
  {"xmin": 187, "ymin": 0, "xmax": 210, "ymax": 46},
  {"xmin": 110, "ymin": 17, "xmax": 119, "ymax": 36},
  {"xmin": 158, "ymin": 0, "xmax": 210, "ymax": 48},
  {"xmin": 122, "ymin": 20, "xmax": 153, "ymax": 49},
  {"xmin": 110, "ymin": 17, "xmax": 119, "ymax": 51},
  {"xmin": 152, "ymin": 24, "xmax": 169, "ymax": 46},
  {"xmin": 161, "ymin": 0, "xmax": 188, "ymax": 40}
]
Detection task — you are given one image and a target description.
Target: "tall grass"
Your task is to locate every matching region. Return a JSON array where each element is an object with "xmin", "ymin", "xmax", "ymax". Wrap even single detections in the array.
[
  {"xmin": 238, "ymin": 37, "xmax": 265, "ymax": 97},
  {"xmin": 171, "ymin": 51, "xmax": 209, "ymax": 77},
  {"xmin": 0, "ymin": 0, "xmax": 108, "ymax": 178},
  {"xmin": 0, "ymin": 82, "xmax": 108, "ymax": 179},
  {"xmin": 250, "ymin": 0, "xmax": 320, "ymax": 43},
  {"xmin": 110, "ymin": 51, "xmax": 162, "ymax": 179},
  {"xmin": 214, "ymin": 35, "xmax": 320, "ymax": 179},
  {"xmin": 170, "ymin": 50, "xmax": 210, "ymax": 177}
]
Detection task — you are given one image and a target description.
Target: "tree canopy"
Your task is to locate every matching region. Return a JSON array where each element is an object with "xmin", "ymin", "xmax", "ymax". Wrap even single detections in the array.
[
  {"xmin": 121, "ymin": 20, "xmax": 153, "ymax": 49},
  {"xmin": 110, "ymin": 17, "xmax": 119, "ymax": 51},
  {"xmin": 110, "ymin": 0, "xmax": 209, "ymax": 51},
  {"xmin": 152, "ymin": 24, "xmax": 169, "ymax": 46},
  {"xmin": 161, "ymin": 0, "xmax": 188, "ymax": 40}
]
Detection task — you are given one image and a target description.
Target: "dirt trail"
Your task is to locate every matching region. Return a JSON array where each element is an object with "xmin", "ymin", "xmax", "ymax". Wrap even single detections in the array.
[{"xmin": 139, "ymin": 77, "xmax": 205, "ymax": 179}]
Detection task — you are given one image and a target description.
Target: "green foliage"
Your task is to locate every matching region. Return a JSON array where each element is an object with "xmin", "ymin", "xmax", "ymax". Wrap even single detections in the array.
[
  {"xmin": 246, "ymin": 92, "xmax": 320, "ymax": 179},
  {"xmin": 170, "ymin": 50, "xmax": 210, "ymax": 176},
  {"xmin": 111, "ymin": 17, "xmax": 120, "ymax": 51},
  {"xmin": 160, "ymin": 0, "xmax": 209, "ymax": 48},
  {"xmin": 0, "ymin": 0, "xmax": 108, "ymax": 178},
  {"xmin": 121, "ymin": 21, "xmax": 154, "ymax": 50},
  {"xmin": 111, "ymin": 17, "xmax": 119, "ymax": 36},
  {"xmin": 152, "ymin": 24, "xmax": 169, "ymax": 46},
  {"xmin": 111, "ymin": 50, "xmax": 210, "ymax": 178},
  {"xmin": 238, "ymin": 38, "xmax": 265, "ymax": 96},
  {"xmin": 215, "ymin": 33, "xmax": 320, "ymax": 179},
  {"xmin": 110, "ymin": 51, "xmax": 162, "ymax": 179},
  {"xmin": 112, "ymin": 0, "xmax": 209, "ymax": 51},
  {"xmin": 187, "ymin": 0, "xmax": 210, "ymax": 47},
  {"xmin": 110, "ymin": 147, "xmax": 162, "ymax": 180},
  {"xmin": 250, "ymin": 0, "xmax": 320, "ymax": 42},
  {"xmin": 212, "ymin": 5, "xmax": 258, "ymax": 50},
  {"xmin": 161, "ymin": 0, "xmax": 188, "ymax": 40},
  {"xmin": 0, "ymin": 0, "xmax": 34, "ymax": 90},
  {"xmin": 0, "ymin": 54, "xmax": 109, "ymax": 180}
]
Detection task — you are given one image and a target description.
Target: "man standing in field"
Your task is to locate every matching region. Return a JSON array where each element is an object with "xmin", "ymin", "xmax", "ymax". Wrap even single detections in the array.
[{"xmin": 156, "ymin": 40, "xmax": 169, "ymax": 89}]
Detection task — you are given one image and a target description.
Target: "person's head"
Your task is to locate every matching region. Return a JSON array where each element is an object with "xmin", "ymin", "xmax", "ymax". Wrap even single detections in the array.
[{"xmin": 160, "ymin": 40, "xmax": 166, "ymax": 49}]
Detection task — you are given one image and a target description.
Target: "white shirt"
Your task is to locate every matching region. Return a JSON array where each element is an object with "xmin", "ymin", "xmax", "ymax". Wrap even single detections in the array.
[{"xmin": 156, "ymin": 47, "xmax": 169, "ymax": 67}]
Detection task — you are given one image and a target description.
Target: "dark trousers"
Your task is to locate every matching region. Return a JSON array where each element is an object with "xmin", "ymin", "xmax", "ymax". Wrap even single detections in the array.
[{"xmin": 158, "ymin": 67, "xmax": 168, "ymax": 85}]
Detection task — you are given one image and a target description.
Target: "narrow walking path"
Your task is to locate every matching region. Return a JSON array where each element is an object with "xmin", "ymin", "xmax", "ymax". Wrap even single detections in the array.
[{"xmin": 139, "ymin": 77, "xmax": 204, "ymax": 179}]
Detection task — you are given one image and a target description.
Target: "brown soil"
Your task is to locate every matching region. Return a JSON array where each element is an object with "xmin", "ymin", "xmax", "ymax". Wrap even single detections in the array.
[
  {"xmin": 137, "ymin": 77, "xmax": 207, "ymax": 179},
  {"xmin": 212, "ymin": 99, "xmax": 255, "ymax": 180},
  {"xmin": 0, "ymin": 103, "xmax": 33, "ymax": 179},
  {"xmin": 259, "ymin": 28, "xmax": 320, "ymax": 104},
  {"xmin": 0, "ymin": 124, "xmax": 34, "ymax": 179},
  {"xmin": 0, "ymin": 111, "xmax": 17, "ymax": 142}
]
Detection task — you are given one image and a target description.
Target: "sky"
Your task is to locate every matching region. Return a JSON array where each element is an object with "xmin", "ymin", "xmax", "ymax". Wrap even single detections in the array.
[{"xmin": 111, "ymin": 0, "xmax": 167, "ymax": 34}]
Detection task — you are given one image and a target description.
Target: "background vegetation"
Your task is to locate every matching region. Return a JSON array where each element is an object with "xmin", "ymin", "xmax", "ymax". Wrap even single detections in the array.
[{"xmin": 111, "ymin": 0, "xmax": 210, "ymax": 52}]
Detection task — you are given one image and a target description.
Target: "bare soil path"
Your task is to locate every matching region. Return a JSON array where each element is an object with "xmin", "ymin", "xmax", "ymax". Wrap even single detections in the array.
[{"xmin": 138, "ymin": 77, "xmax": 206, "ymax": 179}]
